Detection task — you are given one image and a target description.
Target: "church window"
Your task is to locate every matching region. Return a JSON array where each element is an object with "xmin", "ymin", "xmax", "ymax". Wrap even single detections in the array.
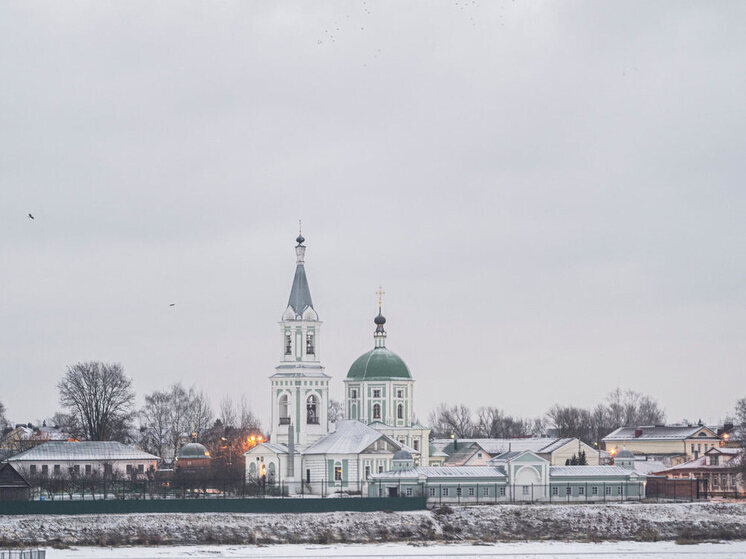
[
  {"xmin": 279, "ymin": 394, "xmax": 290, "ymax": 425},
  {"xmin": 334, "ymin": 465, "xmax": 342, "ymax": 481},
  {"xmin": 373, "ymin": 389, "xmax": 381, "ymax": 398},
  {"xmin": 351, "ymin": 389, "xmax": 357, "ymax": 399},
  {"xmin": 285, "ymin": 333, "xmax": 292, "ymax": 355},
  {"xmin": 365, "ymin": 465, "xmax": 370, "ymax": 478},
  {"xmin": 397, "ymin": 404, "xmax": 403, "ymax": 420},
  {"xmin": 306, "ymin": 395, "xmax": 319, "ymax": 424},
  {"xmin": 397, "ymin": 389, "xmax": 403, "ymax": 398},
  {"xmin": 413, "ymin": 439, "xmax": 419, "ymax": 451},
  {"xmin": 306, "ymin": 332, "xmax": 315, "ymax": 355},
  {"xmin": 373, "ymin": 403, "xmax": 381, "ymax": 419},
  {"xmin": 306, "ymin": 469, "xmax": 311, "ymax": 483},
  {"xmin": 378, "ymin": 465, "xmax": 383, "ymax": 473}
]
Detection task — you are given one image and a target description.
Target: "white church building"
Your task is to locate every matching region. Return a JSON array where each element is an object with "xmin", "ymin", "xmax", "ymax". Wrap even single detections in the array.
[{"xmin": 244, "ymin": 234, "xmax": 431, "ymax": 495}]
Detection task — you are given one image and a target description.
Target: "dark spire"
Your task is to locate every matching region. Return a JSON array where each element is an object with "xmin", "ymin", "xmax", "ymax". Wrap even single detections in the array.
[
  {"xmin": 286, "ymin": 233, "xmax": 314, "ymax": 317},
  {"xmin": 374, "ymin": 286, "xmax": 386, "ymax": 347}
]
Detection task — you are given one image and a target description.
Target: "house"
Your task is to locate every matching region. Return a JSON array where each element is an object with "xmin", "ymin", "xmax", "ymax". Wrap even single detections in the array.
[
  {"xmin": 7, "ymin": 441, "xmax": 160, "ymax": 479},
  {"xmin": 0, "ymin": 463, "xmax": 31, "ymax": 501},
  {"xmin": 432, "ymin": 437, "xmax": 601, "ymax": 466},
  {"xmin": 603, "ymin": 424, "xmax": 722, "ymax": 463},
  {"xmin": 246, "ymin": 420, "xmax": 408, "ymax": 494},
  {"xmin": 652, "ymin": 447, "xmax": 744, "ymax": 497},
  {"xmin": 369, "ymin": 450, "xmax": 645, "ymax": 503}
]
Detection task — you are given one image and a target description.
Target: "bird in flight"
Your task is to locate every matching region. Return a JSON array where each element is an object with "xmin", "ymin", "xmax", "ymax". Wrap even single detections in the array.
[
  {"xmin": 169, "ymin": 303, "xmax": 175, "ymax": 307},
  {"xmin": 27, "ymin": 213, "xmax": 34, "ymax": 220}
]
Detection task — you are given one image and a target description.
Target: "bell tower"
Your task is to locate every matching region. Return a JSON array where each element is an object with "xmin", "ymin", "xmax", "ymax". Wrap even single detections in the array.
[{"xmin": 269, "ymin": 230, "xmax": 330, "ymax": 448}]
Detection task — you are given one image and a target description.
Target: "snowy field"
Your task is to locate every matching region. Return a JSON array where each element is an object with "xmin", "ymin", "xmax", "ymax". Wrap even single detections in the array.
[{"xmin": 45, "ymin": 541, "xmax": 746, "ymax": 558}]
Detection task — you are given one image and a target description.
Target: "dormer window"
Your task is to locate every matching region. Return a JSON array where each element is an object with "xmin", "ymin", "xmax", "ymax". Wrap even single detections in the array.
[
  {"xmin": 285, "ymin": 333, "xmax": 292, "ymax": 355},
  {"xmin": 710, "ymin": 455, "xmax": 719, "ymax": 466},
  {"xmin": 306, "ymin": 332, "xmax": 315, "ymax": 355}
]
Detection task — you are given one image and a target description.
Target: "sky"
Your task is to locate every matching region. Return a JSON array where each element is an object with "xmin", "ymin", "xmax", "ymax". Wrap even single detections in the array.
[{"xmin": 1, "ymin": 2, "xmax": 745, "ymax": 429}]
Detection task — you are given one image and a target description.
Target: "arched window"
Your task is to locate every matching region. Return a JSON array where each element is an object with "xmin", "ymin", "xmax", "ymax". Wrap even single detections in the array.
[
  {"xmin": 306, "ymin": 395, "xmax": 319, "ymax": 424},
  {"xmin": 350, "ymin": 403, "xmax": 357, "ymax": 420},
  {"xmin": 279, "ymin": 394, "xmax": 290, "ymax": 425},
  {"xmin": 267, "ymin": 462, "xmax": 276, "ymax": 482},
  {"xmin": 284, "ymin": 333, "xmax": 292, "ymax": 355},
  {"xmin": 373, "ymin": 403, "xmax": 381, "ymax": 420},
  {"xmin": 397, "ymin": 404, "xmax": 403, "ymax": 420},
  {"xmin": 248, "ymin": 462, "xmax": 257, "ymax": 478},
  {"xmin": 306, "ymin": 332, "xmax": 315, "ymax": 355}
]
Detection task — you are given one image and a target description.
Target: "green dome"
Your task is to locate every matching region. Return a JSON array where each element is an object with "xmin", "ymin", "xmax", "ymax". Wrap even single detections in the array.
[
  {"xmin": 347, "ymin": 347, "xmax": 412, "ymax": 380},
  {"xmin": 178, "ymin": 442, "xmax": 210, "ymax": 459}
]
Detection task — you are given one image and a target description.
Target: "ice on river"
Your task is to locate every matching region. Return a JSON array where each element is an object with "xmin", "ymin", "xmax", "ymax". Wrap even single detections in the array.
[{"xmin": 46, "ymin": 540, "xmax": 746, "ymax": 558}]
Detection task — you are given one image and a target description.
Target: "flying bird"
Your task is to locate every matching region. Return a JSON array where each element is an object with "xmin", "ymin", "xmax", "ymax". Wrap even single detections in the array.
[
  {"xmin": 27, "ymin": 213, "xmax": 34, "ymax": 220},
  {"xmin": 169, "ymin": 303, "xmax": 175, "ymax": 307}
]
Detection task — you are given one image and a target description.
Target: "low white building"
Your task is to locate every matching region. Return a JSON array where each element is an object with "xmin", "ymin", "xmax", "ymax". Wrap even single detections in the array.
[
  {"xmin": 8, "ymin": 441, "xmax": 160, "ymax": 479},
  {"xmin": 432, "ymin": 437, "xmax": 602, "ymax": 466}
]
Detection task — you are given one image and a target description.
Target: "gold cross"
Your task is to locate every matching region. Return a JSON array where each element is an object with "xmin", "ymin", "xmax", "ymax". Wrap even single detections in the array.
[
  {"xmin": 298, "ymin": 219, "xmax": 302, "ymax": 236},
  {"xmin": 376, "ymin": 286, "xmax": 385, "ymax": 307}
]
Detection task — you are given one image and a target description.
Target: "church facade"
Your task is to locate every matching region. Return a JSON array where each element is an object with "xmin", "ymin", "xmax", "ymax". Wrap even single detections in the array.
[{"xmin": 245, "ymin": 234, "xmax": 431, "ymax": 495}]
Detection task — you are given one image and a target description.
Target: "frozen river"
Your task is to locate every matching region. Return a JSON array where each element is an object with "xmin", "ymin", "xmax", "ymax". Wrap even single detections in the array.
[{"xmin": 46, "ymin": 541, "xmax": 746, "ymax": 558}]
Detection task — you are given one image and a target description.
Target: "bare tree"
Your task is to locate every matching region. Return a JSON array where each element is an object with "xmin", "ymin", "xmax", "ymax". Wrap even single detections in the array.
[
  {"xmin": 239, "ymin": 396, "xmax": 261, "ymax": 432},
  {"xmin": 0, "ymin": 400, "xmax": 10, "ymax": 432},
  {"xmin": 546, "ymin": 404, "xmax": 594, "ymax": 443},
  {"xmin": 428, "ymin": 403, "xmax": 476, "ymax": 438},
  {"xmin": 57, "ymin": 362, "xmax": 135, "ymax": 441},
  {"xmin": 475, "ymin": 407, "xmax": 543, "ymax": 438},
  {"xmin": 328, "ymin": 399, "xmax": 345, "ymax": 424},
  {"xmin": 219, "ymin": 396, "xmax": 238, "ymax": 428},
  {"xmin": 140, "ymin": 390, "xmax": 172, "ymax": 458}
]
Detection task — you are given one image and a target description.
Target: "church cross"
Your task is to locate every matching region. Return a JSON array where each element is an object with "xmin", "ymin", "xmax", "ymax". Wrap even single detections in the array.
[{"xmin": 376, "ymin": 286, "xmax": 385, "ymax": 307}]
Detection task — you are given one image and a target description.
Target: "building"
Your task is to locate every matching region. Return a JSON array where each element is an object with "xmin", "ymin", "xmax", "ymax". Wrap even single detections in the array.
[
  {"xmin": 432, "ymin": 438, "xmax": 601, "ymax": 466},
  {"xmin": 603, "ymin": 424, "xmax": 722, "ymax": 464},
  {"xmin": 369, "ymin": 450, "xmax": 645, "ymax": 503},
  {"xmin": 0, "ymin": 463, "xmax": 31, "ymax": 501},
  {"xmin": 246, "ymin": 234, "xmax": 426, "ymax": 494},
  {"xmin": 7, "ymin": 441, "xmax": 160, "ymax": 479},
  {"xmin": 343, "ymin": 295, "xmax": 431, "ymax": 465},
  {"xmin": 174, "ymin": 440, "xmax": 211, "ymax": 471},
  {"xmin": 652, "ymin": 447, "xmax": 744, "ymax": 497}
]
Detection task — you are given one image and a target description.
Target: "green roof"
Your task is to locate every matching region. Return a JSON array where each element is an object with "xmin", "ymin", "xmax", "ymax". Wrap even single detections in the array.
[{"xmin": 346, "ymin": 347, "xmax": 412, "ymax": 380}]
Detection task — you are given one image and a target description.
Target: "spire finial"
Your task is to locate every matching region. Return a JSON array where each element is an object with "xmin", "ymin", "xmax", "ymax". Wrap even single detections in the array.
[
  {"xmin": 374, "ymin": 286, "xmax": 387, "ymax": 346},
  {"xmin": 296, "ymin": 220, "xmax": 305, "ymax": 246},
  {"xmin": 376, "ymin": 285, "xmax": 385, "ymax": 309}
]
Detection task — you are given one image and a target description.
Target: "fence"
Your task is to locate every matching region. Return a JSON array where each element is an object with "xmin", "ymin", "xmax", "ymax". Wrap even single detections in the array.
[
  {"xmin": 369, "ymin": 481, "xmax": 649, "ymax": 505},
  {"xmin": 0, "ymin": 496, "xmax": 426, "ymax": 516},
  {"xmin": 0, "ymin": 551, "xmax": 45, "ymax": 559}
]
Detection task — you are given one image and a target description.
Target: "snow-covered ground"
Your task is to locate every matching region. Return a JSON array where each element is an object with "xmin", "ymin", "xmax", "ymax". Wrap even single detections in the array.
[
  {"xmin": 46, "ymin": 541, "xmax": 746, "ymax": 558},
  {"xmin": 2, "ymin": 502, "xmax": 745, "ymax": 547}
]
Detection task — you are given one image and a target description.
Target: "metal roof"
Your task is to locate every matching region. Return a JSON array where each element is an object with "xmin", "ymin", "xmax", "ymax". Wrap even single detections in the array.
[
  {"xmin": 304, "ymin": 420, "xmax": 398, "ymax": 455},
  {"xmin": 435, "ymin": 438, "xmax": 577, "ymax": 457},
  {"xmin": 7, "ymin": 441, "xmax": 160, "ymax": 462},
  {"xmin": 372, "ymin": 466, "xmax": 507, "ymax": 480},
  {"xmin": 287, "ymin": 261, "xmax": 314, "ymax": 317},
  {"xmin": 603, "ymin": 425, "xmax": 717, "ymax": 441},
  {"xmin": 346, "ymin": 347, "xmax": 412, "ymax": 380}
]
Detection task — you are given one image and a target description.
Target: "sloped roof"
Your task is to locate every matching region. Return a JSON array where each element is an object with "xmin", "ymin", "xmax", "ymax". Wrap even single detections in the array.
[
  {"xmin": 0, "ymin": 463, "xmax": 30, "ymax": 488},
  {"xmin": 372, "ymin": 466, "xmax": 507, "ymax": 480},
  {"xmin": 8, "ymin": 441, "xmax": 160, "ymax": 462},
  {"xmin": 435, "ymin": 438, "xmax": 574, "ymax": 457},
  {"xmin": 346, "ymin": 347, "xmax": 412, "ymax": 380},
  {"xmin": 603, "ymin": 425, "xmax": 717, "ymax": 441},
  {"xmin": 304, "ymin": 420, "xmax": 396, "ymax": 455},
  {"xmin": 287, "ymin": 262, "xmax": 314, "ymax": 317},
  {"xmin": 655, "ymin": 452, "xmax": 743, "ymax": 473},
  {"xmin": 549, "ymin": 466, "xmax": 637, "ymax": 477},
  {"xmin": 245, "ymin": 442, "xmax": 289, "ymax": 456}
]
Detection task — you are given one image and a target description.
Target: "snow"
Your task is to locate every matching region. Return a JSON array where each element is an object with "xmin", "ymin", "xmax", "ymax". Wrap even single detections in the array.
[
  {"xmin": 45, "ymin": 541, "xmax": 746, "ymax": 558},
  {"xmin": 1, "ymin": 502, "xmax": 744, "ymax": 547}
]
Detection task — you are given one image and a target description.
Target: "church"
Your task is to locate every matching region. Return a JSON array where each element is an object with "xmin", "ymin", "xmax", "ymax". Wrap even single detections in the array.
[{"xmin": 244, "ymin": 234, "xmax": 431, "ymax": 495}]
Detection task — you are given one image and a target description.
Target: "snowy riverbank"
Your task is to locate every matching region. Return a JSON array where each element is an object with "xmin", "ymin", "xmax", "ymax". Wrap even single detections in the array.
[{"xmin": 1, "ymin": 502, "xmax": 745, "ymax": 547}]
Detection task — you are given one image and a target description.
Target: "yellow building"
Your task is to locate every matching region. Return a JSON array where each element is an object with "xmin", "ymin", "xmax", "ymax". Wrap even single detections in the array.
[{"xmin": 603, "ymin": 424, "xmax": 721, "ymax": 464}]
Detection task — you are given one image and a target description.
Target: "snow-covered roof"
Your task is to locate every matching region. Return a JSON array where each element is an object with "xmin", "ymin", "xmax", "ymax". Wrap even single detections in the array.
[
  {"xmin": 303, "ymin": 420, "xmax": 397, "ymax": 455},
  {"xmin": 433, "ymin": 437, "xmax": 581, "ymax": 457},
  {"xmin": 8, "ymin": 441, "xmax": 160, "ymax": 462},
  {"xmin": 631, "ymin": 461, "xmax": 667, "ymax": 475},
  {"xmin": 603, "ymin": 425, "xmax": 717, "ymax": 441},
  {"xmin": 372, "ymin": 466, "xmax": 507, "ymax": 480},
  {"xmin": 655, "ymin": 452, "xmax": 743, "ymax": 473},
  {"xmin": 244, "ymin": 442, "xmax": 288, "ymax": 456},
  {"xmin": 549, "ymin": 466, "xmax": 638, "ymax": 477}
]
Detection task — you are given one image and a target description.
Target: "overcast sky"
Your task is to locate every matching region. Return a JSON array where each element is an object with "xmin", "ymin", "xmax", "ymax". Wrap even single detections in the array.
[{"xmin": 1, "ymin": 2, "xmax": 744, "ymax": 429}]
